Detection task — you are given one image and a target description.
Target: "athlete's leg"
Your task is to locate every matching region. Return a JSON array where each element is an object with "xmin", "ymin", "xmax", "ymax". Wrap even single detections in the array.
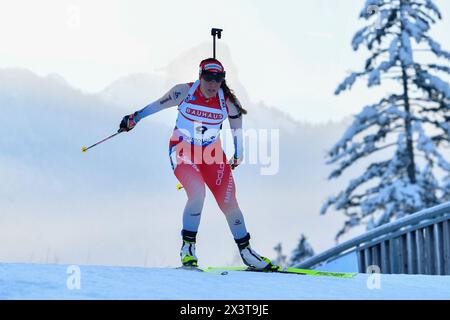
[
  {"xmin": 170, "ymin": 143, "xmax": 206, "ymax": 233},
  {"xmin": 200, "ymin": 142, "xmax": 248, "ymax": 240},
  {"xmin": 200, "ymin": 141, "xmax": 275, "ymax": 270}
]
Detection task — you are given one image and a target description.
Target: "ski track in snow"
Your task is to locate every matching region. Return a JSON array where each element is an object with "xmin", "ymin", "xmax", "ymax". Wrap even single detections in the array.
[{"xmin": 1, "ymin": 263, "xmax": 450, "ymax": 299}]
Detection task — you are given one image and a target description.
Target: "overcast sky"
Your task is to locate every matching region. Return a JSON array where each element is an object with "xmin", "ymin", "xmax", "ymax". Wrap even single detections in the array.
[{"xmin": 1, "ymin": 0, "xmax": 450, "ymax": 123}]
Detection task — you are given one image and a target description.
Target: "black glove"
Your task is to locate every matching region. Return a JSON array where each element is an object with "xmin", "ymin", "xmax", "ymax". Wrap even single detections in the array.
[{"xmin": 119, "ymin": 112, "xmax": 141, "ymax": 132}]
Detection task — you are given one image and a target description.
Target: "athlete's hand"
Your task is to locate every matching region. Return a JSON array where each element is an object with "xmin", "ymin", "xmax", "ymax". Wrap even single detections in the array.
[
  {"xmin": 228, "ymin": 155, "xmax": 243, "ymax": 170},
  {"xmin": 119, "ymin": 111, "xmax": 141, "ymax": 132}
]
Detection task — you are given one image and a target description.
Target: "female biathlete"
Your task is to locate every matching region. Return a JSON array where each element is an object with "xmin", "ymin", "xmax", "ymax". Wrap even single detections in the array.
[{"xmin": 119, "ymin": 58, "xmax": 276, "ymax": 270}]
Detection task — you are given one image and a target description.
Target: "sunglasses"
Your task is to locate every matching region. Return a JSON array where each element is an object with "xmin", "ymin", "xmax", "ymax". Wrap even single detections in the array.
[{"xmin": 201, "ymin": 71, "xmax": 225, "ymax": 83}]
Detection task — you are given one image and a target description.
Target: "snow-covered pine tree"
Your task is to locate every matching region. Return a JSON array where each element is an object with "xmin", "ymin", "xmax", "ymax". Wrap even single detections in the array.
[
  {"xmin": 273, "ymin": 243, "xmax": 288, "ymax": 267},
  {"xmin": 322, "ymin": 0, "xmax": 450, "ymax": 240},
  {"xmin": 289, "ymin": 234, "xmax": 315, "ymax": 266}
]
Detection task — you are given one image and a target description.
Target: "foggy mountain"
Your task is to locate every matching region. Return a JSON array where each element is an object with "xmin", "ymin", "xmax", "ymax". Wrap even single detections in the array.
[{"xmin": 0, "ymin": 48, "xmax": 354, "ymax": 267}]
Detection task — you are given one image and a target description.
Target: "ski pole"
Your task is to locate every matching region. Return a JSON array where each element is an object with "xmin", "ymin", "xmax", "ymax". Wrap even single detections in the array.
[{"xmin": 81, "ymin": 130, "xmax": 124, "ymax": 153}]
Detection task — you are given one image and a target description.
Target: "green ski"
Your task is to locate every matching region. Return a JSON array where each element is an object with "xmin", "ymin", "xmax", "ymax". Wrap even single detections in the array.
[{"xmin": 202, "ymin": 266, "xmax": 356, "ymax": 278}]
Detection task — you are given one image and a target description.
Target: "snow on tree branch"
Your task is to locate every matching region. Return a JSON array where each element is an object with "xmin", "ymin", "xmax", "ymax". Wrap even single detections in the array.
[{"xmin": 323, "ymin": 0, "xmax": 450, "ymax": 239}]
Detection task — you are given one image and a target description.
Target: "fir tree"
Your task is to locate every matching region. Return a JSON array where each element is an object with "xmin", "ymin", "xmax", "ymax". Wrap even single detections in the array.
[
  {"xmin": 273, "ymin": 243, "xmax": 288, "ymax": 267},
  {"xmin": 322, "ymin": 0, "xmax": 450, "ymax": 240},
  {"xmin": 289, "ymin": 235, "xmax": 315, "ymax": 266}
]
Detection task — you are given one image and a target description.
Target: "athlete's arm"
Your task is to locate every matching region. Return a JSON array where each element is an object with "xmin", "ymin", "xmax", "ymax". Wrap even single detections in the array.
[
  {"xmin": 227, "ymin": 99, "xmax": 244, "ymax": 168},
  {"xmin": 137, "ymin": 83, "xmax": 190, "ymax": 119},
  {"xmin": 118, "ymin": 84, "xmax": 189, "ymax": 132}
]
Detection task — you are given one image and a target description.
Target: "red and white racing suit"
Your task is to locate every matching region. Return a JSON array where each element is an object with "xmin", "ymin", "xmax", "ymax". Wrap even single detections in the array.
[{"xmin": 137, "ymin": 81, "xmax": 247, "ymax": 239}]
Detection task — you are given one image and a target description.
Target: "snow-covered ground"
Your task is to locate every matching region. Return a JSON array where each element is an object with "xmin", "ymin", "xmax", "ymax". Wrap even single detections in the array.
[{"xmin": 1, "ymin": 263, "xmax": 450, "ymax": 300}]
